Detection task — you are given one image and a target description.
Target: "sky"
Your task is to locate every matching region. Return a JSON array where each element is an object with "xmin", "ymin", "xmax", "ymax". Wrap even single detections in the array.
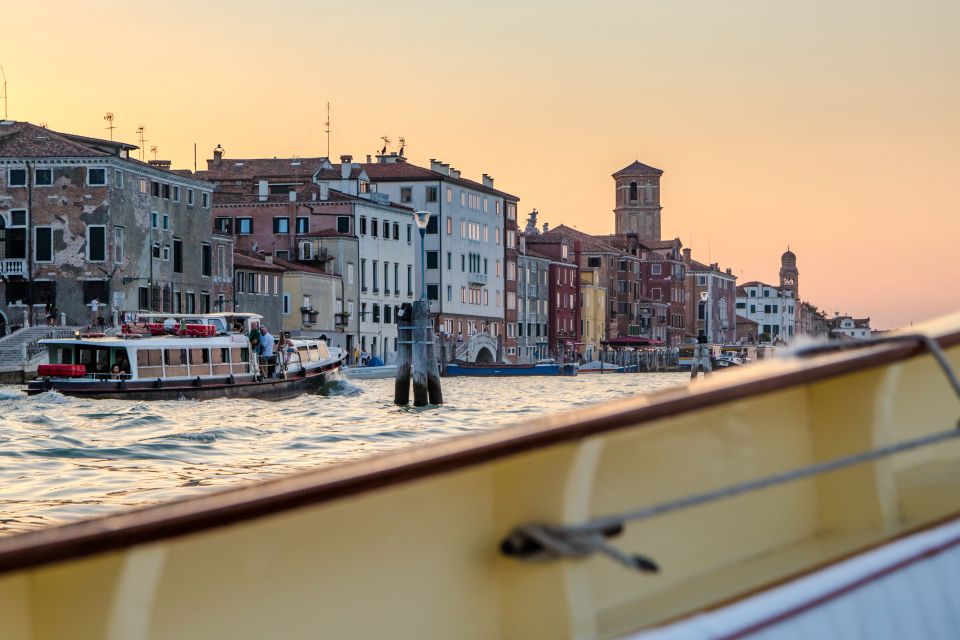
[{"xmin": 3, "ymin": 0, "xmax": 958, "ymax": 329}]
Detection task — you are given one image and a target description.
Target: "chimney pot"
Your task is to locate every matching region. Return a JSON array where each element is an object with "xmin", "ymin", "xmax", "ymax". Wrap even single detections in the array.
[{"xmin": 683, "ymin": 247, "xmax": 691, "ymax": 260}]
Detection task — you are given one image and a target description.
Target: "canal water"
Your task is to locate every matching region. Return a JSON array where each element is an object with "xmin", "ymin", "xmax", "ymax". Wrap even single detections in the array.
[{"xmin": 0, "ymin": 373, "xmax": 688, "ymax": 536}]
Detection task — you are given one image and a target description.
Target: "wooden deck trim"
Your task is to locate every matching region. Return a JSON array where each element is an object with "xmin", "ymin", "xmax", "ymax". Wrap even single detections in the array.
[{"xmin": 0, "ymin": 329, "xmax": 957, "ymax": 574}]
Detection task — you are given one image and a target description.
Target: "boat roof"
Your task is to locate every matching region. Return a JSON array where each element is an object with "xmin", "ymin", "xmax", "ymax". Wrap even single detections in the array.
[
  {"xmin": 41, "ymin": 335, "xmax": 249, "ymax": 348},
  {"xmin": 135, "ymin": 312, "xmax": 263, "ymax": 321}
]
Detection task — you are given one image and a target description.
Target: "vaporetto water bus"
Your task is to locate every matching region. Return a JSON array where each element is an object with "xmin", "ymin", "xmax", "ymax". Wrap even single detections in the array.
[
  {"xmin": 1, "ymin": 312, "xmax": 959, "ymax": 638},
  {"xmin": 24, "ymin": 312, "xmax": 344, "ymax": 401}
]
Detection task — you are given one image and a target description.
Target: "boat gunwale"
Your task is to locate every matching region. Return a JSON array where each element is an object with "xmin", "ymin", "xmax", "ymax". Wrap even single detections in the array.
[{"xmin": 0, "ymin": 327, "xmax": 957, "ymax": 575}]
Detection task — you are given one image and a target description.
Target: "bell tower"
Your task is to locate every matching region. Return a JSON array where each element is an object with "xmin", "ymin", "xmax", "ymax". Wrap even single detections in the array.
[
  {"xmin": 779, "ymin": 247, "xmax": 799, "ymax": 300},
  {"xmin": 613, "ymin": 160, "xmax": 663, "ymax": 240}
]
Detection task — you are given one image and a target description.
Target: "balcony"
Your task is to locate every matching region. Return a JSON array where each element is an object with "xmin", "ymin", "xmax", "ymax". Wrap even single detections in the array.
[
  {"xmin": 335, "ymin": 312, "xmax": 350, "ymax": 327},
  {"xmin": 1, "ymin": 259, "xmax": 26, "ymax": 276},
  {"xmin": 467, "ymin": 272, "xmax": 487, "ymax": 285}
]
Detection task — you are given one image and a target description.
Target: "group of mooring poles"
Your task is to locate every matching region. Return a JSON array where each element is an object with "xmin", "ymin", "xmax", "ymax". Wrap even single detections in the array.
[{"xmin": 394, "ymin": 301, "xmax": 443, "ymax": 407}]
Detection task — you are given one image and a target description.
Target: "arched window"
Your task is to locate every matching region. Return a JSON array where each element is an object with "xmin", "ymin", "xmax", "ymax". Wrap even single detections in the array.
[{"xmin": 629, "ymin": 181, "xmax": 638, "ymax": 201}]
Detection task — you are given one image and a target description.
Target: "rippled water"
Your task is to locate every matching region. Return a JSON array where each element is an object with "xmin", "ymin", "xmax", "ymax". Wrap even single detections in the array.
[{"xmin": 0, "ymin": 373, "xmax": 687, "ymax": 535}]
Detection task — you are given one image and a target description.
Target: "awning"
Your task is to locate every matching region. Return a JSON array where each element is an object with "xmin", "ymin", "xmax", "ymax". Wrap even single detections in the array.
[{"xmin": 601, "ymin": 337, "xmax": 665, "ymax": 347}]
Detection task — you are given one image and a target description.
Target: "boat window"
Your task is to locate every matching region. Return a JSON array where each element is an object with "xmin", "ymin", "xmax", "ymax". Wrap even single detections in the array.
[
  {"xmin": 137, "ymin": 350, "xmax": 163, "ymax": 367},
  {"xmin": 231, "ymin": 347, "xmax": 249, "ymax": 363},
  {"xmin": 315, "ymin": 342, "xmax": 330, "ymax": 360},
  {"xmin": 297, "ymin": 346, "xmax": 310, "ymax": 362},
  {"xmin": 164, "ymin": 349, "xmax": 187, "ymax": 366},
  {"xmin": 308, "ymin": 346, "xmax": 320, "ymax": 362},
  {"xmin": 207, "ymin": 318, "xmax": 227, "ymax": 333},
  {"xmin": 189, "ymin": 348, "xmax": 210, "ymax": 365},
  {"xmin": 212, "ymin": 348, "xmax": 229, "ymax": 364}
]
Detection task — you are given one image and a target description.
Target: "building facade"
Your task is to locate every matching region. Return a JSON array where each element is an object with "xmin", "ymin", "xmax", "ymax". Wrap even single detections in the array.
[
  {"xmin": 735, "ymin": 281, "xmax": 797, "ymax": 341},
  {"xmin": 526, "ymin": 234, "xmax": 580, "ymax": 358},
  {"xmin": 515, "ymin": 234, "xmax": 550, "ymax": 363},
  {"xmin": 579, "ymin": 269, "xmax": 607, "ymax": 360},
  {"xmin": 233, "ymin": 252, "xmax": 284, "ymax": 330},
  {"xmin": 682, "ymin": 248, "xmax": 737, "ymax": 344},
  {"xmin": 827, "ymin": 314, "xmax": 873, "ymax": 340},
  {"xmin": 612, "ymin": 160, "xmax": 663, "ymax": 240},
  {"xmin": 0, "ymin": 121, "xmax": 217, "ymax": 328}
]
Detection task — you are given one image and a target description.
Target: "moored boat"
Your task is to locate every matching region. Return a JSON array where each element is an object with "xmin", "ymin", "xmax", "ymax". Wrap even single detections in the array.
[
  {"xmin": 24, "ymin": 312, "xmax": 344, "ymax": 401},
  {"xmin": 444, "ymin": 359, "xmax": 578, "ymax": 376},
  {"xmin": 578, "ymin": 360, "xmax": 627, "ymax": 373},
  {"xmin": 0, "ymin": 313, "xmax": 959, "ymax": 638}
]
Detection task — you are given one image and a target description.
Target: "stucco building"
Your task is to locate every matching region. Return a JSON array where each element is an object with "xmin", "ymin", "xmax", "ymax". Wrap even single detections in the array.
[
  {"xmin": 515, "ymin": 232, "xmax": 551, "ymax": 363},
  {"xmin": 0, "ymin": 121, "xmax": 217, "ymax": 328},
  {"xmin": 682, "ymin": 248, "xmax": 737, "ymax": 343}
]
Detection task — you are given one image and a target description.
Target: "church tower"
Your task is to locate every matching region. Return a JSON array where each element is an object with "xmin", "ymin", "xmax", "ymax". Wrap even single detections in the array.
[
  {"xmin": 779, "ymin": 247, "xmax": 799, "ymax": 300},
  {"xmin": 613, "ymin": 160, "xmax": 663, "ymax": 240}
]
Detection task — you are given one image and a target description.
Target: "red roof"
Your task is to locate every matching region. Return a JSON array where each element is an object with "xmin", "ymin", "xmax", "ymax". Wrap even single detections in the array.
[
  {"xmin": 612, "ymin": 160, "xmax": 663, "ymax": 177},
  {"xmin": 0, "ymin": 121, "xmax": 113, "ymax": 158},
  {"xmin": 233, "ymin": 252, "xmax": 286, "ymax": 272}
]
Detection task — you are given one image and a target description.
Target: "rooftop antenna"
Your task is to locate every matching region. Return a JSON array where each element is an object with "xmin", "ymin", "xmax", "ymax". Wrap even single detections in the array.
[
  {"xmin": 150, "ymin": 145, "xmax": 158, "ymax": 161},
  {"xmin": 136, "ymin": 125, "xmax": 147, "ymax": 161},
  {"xmin": 379, "ymin": 134, "xmax": 391, "ymax": 155},
  {"xmin": 324, "ymin": 102, "xmax": 331, "ymax": 158},
  {"xmin": 103, "ymin": 112, "xmax": 115, "ymax": 140},
  {"xmin": 0, "ymin": 63, "xmax": 7, "ymax": 120},
  {"xmin": 398, "ymin": 136, "xmax": 406, "ymax": 158}
]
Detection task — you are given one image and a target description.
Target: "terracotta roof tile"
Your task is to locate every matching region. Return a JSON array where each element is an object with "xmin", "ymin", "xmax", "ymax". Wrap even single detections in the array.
[
  {"xmin": 0, "ymin": 121, "xmax": 113, "ymax": 158},
  {"xmin": 232, "ymin": 252, "xmax": 286, "ymax": 272},
  {"xmin": 612, "ymin": 160, "xmax": 663, "ymax": 177}
]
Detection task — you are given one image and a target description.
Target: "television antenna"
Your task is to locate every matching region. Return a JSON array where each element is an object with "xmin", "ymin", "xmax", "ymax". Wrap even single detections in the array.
[
  {"xmin": 150, "ymin": 145, "xmax": 158, "ymax": 160},
  {"xmin": 136, "ymin": 125, "xmax": 147, "ymax": 161},
  {"xmin": 103, "ymin": 112, "xmax": 115, "ymax": 140},
  {"xmin": 0, "ymin": 63, "xmax": 7, "ymax": 120},
  {"xmin": 324, "ymin": 102, "xmax": 331, "ymax": 158},
  {"xmin": 379, "ymin": 134, "xmax": 391, "ymax": 155}
]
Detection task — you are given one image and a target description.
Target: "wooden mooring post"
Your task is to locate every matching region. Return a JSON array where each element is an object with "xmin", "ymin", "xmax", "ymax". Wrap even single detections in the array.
[{"xmin": 395, "ymin": 301, "xmax": 443, "ymax": 407}]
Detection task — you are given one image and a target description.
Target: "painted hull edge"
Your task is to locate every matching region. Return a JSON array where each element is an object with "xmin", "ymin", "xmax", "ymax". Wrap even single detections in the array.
[{"xmin": 444, "ymin": 363, "xmax": 578, "ymax": 376}]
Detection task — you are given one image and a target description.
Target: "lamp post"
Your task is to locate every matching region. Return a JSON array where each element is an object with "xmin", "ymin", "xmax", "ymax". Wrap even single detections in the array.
[
  {"xmin": 700, "ymin": 290, "xmax": 709, "ymax": 343},
  {"xmin": 412, "ymin": 210, "xmax": 431, "ymax": 301}
]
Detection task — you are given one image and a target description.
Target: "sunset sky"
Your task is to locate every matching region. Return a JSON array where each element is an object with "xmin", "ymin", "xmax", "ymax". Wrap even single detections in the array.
[{"xmin": 4, "ymin": 0, "xmax": 958, "ymax": 329}]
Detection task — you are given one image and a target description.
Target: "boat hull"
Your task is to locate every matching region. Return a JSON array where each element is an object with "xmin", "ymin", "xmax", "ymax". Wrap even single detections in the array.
[
  {"xmin": 24, "ymin": 361, "xmax": 342, "ymax": 401},
  {"xmin": 444, "ymin": 362, "xmax": 578, "ymax": 376},
  {"xmin": 1, "ymin": 315, "xmax": 959, "ymax": 639}
]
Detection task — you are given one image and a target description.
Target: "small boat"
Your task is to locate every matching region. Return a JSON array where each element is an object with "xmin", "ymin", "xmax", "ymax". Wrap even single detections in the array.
[
  {"xmin": 1, "ymin": 313, "xmax": 959, "ymax": 638},
  {"xmin": 445, "ymin": 359, "xmax": 578, "ymax": 376},
  {"xmin": 713, "ymin": 354, "xmax": 744, "ymax": 369},
  {"xmin": 578, "ymin": 360, "xmax": 627, "ymax": 373},
  {"xmin": 342, "ymin": 364, "xmax": 398, "ymax": 380},
  {"xmin": 24, "ymin": 313, "xmax": 344, "ymax": 401}
]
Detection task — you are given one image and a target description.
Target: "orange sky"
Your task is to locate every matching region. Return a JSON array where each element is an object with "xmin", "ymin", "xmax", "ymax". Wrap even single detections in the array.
[{"xmin": 3, "ymin": 0, "xmax": 958, "ymax": 329}]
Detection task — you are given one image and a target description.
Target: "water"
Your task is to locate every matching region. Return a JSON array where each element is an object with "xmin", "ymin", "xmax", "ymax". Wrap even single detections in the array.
[{"xmin": 0, "ymin": 373, "xmax": 687, "ymax": 536}]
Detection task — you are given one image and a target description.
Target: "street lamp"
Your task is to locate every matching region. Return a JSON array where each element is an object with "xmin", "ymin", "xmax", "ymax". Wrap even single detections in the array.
[
  {"xmin": 412, "ymin": 210, "xmax": 432, "ymax": 301},
  {"xmin": 699, "ymin": 290, "xmax": 709, "ymax": 343}
]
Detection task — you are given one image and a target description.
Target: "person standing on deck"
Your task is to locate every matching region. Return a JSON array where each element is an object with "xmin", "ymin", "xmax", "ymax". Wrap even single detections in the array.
[
  {"xmin": 88, "ymin": 298, "xmax": 100, "ymax": 327},
  {"xmin": 260, "ymin": 326, "xmax": 276, "ymax": 378}
]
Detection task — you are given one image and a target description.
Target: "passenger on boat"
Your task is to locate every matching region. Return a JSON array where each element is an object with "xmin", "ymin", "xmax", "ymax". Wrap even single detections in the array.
[
  {"xmin": 260, "ymin": 327, "xmax": 276, "ymax": 378},
  {"xmin": 163, "ymin": 317, "xmax": 177, "ymax": 334},
  {"xmin": 249, "ymin": 323, "xmax": 261, "ymax": 355}
]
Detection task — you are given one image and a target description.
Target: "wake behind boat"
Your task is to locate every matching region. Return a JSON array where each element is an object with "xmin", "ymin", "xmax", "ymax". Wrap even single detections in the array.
[{"xmin": 24, "ymin": 313, "xmax": 344, "ymax": 401}]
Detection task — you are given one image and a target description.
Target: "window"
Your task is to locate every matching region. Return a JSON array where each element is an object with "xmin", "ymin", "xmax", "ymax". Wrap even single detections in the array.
[
  {"xmin": 162, "ymin": 245, "xmax": 170, "ymax": 261},
  {"xmin": 426, "ymin": 251, "xmax": 439, "ymax": 269},
  {"xmin": 337, "ymin": 216, "xmax": 350, "ymax": 233},
  {"xmin": 297, "ymin": 217, "xmax": 310, "ymax": 234},
  {"xmin": 446, "ymin": 218, "xmax": 453, "ymax": 235},
  {"xmin": 393, "ymin": 263, "xmax": 400, "ymax": 294},
  {"xmin": 359, "ymin": 216, "xmax": 367, "ymax": 235},
  {"xmin": 35, "ymin": 227, "xmax": 52, "ymax": 262},
  {"xmin": 187, "ymin": 189, "xmax": 195, "ymax": 206},
  {"xmin": 372, "ymin": 304, "xmax": 381, "ymax": 323},
  {"xmin": 384, "ymin": 261, "xmax": 390, "ymax": 292},
  {"xmin": 652, "ymin": 264, "xmax": 662, "ymax": 276},
  {"xmin": 172, "ymin": 185, "xmax": 180, "ymax": 202},
  {"xmin": 385, "ymin": 305, "xmax": 392, "ymax": 324},
  {"xmin": 697, "ymin": 275, "xmax": 706, "ymax": 286},
  {"xmin": 460, "ymin": 192, "xmax": 466, "ymax": 206},
  {"xmin": 446, "ymin": 187, "xmax": 453, "ymax": 203},
  {"xmin": 426, "ymin": 215, "xmax": 438, "ymax": 234},
  {"xmin": 162, "ymin": 184, "xmax": 171, "ymax": 199},
  {"xmin": 173, "ymin": 239, "xmax": 183, "ymax": 273},
  {"xmin": 361, "ymin": 259, "xmax": 367, "ymax": 291},
  {"xmin": 426, "ymin": 186, "xmax": 438, "ymax": 202},
  {"xmin": 151, "ymin": 212, "xmax": 159, "ymax": 229},
  {"xmin": 201, "ymin": 243, "xmax": 212, "ymax": 276},
  {"xmin": 83, "ymin": 280, "xmax": 109, "ymax": 305},
  {"xmin": 35, "ymin": 169, "xmax": 53, "ymax": 186},
  {"xmin": 371, "ymin": 219, "xmax": 379, "ymax": 237},
  {"xmin": 87, "ymin": 168, "xmax": 106, "ymax": 185},
  {"xmin": 114, "ymin": 226, "xmax": 124, "ymax": 264},
  {"xmin": 215, "ymin": 217, "xmax": 233, "ymax": 234},
  {"xmin": 152, "ymin": 242, "xmax": 161, "ymax": 259},
  {"xmin": 506, "ymin": 203, "xmax": 516, "ymax": 220},
  {"xmin": 400, "ymin": 187, "xmax": 412, "ymax": 203},
  {"xmin": 273, "ymin": 217, "xmax": 290, "ymax": 234},
  {"xmin": 506, "ymin": 230, "xmax": 515, "ymax": 249},
  {"xmin": 87, "ymin": 226, "xmax": 106, "ymax": 262},
  {"xmin": 426, "ymin": 284, "xmax": 439, "ymax": 301},
  {"xmin": 407, "ymin": 265, "xmax": 413, "ymax": 295},
  {"xmin": 236, "ymin": 218, "xmax": 252, "ymax": 235},
  {"xmin": 283, "ymin": 294, "xmax": 291, "ymax": 315},
  {"xmin": 393, "ymin": 222, "xmax": 399, "ymax": 240},
  {"xmin": 372, "ymin": 260, "xmax": 379, "ymax": 292},
  {"xmin": 162, "ymin": 214, "xmax": 169, "ymax": 230},
  {"xmin": 406, "ymin": 224, "xmax": 412, "ymax": 243},
  {"xmin": 447, "ymin": 285, "xmax": 452, "ymax": 302},
  {"xmin": 202, "ymin": 192, "xmax": 210, "ymax": 208},
  {"xmin": 347, "ymin": 263, "xmax": 355, "ymax": 285},
  {"xmin": 8, "ymin": 169, "xmax": 26, "ymax": 186},
  {"xmin": 151, "ymin": 181, "xmax": 161, "ymax": 197}
]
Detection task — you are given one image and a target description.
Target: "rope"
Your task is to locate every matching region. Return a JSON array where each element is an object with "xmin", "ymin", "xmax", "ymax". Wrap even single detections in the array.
[{"xmin": 502, "ymin": 332, "xmax": 960, "ymax": 572}]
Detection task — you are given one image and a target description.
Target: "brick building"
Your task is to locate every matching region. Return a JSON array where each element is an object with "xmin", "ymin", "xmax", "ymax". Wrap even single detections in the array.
[
  {"xmin": 0, "ymin": 121, "xmax": 219, "ymax": 327},
  {"xmin": 525, "ymin": 234, "xmax": 580, "ymax": 358}
]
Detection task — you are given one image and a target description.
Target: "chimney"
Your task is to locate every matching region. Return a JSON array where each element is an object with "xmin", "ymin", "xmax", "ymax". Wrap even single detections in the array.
[
  {"xmin": 319, "ymin": 182, "xmax": 329, "ymax": 200},
  {"xmin": 430, "ymin": 159, "xmax": 449, "ymax": 176},
  {"xmin": 482, "ymin": 174, "xmax": 494, "ymax": 188},
  {"xmin": 683, "ymin": 247, "xmax": 691, "ymax": 261},
  {"xmin": 148, "ymin": 159, "xmax": 172, "ymax": 171},
  {"xmin": 340, "ymin": 155, "xmax": 352, "ymax": 179},
  {"xmin": 449, "ymin": 167, "xmax": 461, "ymax": 179},
  {"xmin": 264, "ymin": 254, "xmax": 274, "ymax": 265},
  {"xmin": 726, "ymin": 268, "xmax": 732, "ymax": 275},
  {"xmin": 542, "ymin": 222, "xmax": 550, "ymax": 233},
  {"xmin": 366, "ymin": 155, "xmax": 372, "ymax": 163},
  {"xmin": 213, "ymin": 144, "xmax": 224, "ymax": 165},
  {"xmin": 258, "ymin": 180, "xmax": 268, "ymax": 202}
]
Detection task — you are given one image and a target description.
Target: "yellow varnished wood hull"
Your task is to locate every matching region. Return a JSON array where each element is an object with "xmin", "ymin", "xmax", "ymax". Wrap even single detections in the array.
[{"xmin": 1, "ymin": 314, "xmax": 959, "ymax": 639}]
